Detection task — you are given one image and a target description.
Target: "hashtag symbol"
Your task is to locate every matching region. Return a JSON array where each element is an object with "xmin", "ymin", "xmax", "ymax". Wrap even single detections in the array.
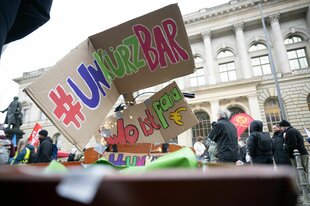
[{"xmin": 49, "ymin": 85, "xmax": 85, "ymax": 129}]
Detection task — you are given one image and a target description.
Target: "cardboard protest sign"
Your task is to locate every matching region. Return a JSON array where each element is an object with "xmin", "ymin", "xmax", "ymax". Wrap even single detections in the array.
[
  {"xmin": 24, "ymin": 4, "xmax": 194, "ymax": 150},
  {"xmin": 104, "ymin": 82, "xmax": 198, "ymax": 144},
  {"xmin": 103, "ymin": 152, "xmax": 164, "ymax": 167},
  {"xmin": 89, "ymin": 4, "xmax": 194, "ymax": 94}
]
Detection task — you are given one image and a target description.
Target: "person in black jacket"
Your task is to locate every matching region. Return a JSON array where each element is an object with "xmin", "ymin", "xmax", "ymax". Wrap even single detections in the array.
[
  {"xmin": 279, "ymin": 120, "xmax": 309, "ymax": 176},
  {"xmin": 247, "ymin": 120, "xmax": 273, "ymax": 165},
  {"xmin": 35, "ymin": 129, "xmax": 52, "ymax": 163},
  {"xmin": 271, "ymin": 123, "xmax": 291, "ymax": 166},
  {"xmin": 0, "ymin": 0, "xmax": 53, "ymax": 57},
  {"xmin": 208, "ymin": 108, "xmax": 238, "ymax": 163}
]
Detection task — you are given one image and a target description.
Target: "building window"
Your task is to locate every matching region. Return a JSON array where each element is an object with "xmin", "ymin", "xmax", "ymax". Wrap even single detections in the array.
[
  {"xmin": 217, "ymin": 50, "xmax": 234, "ymax": 58},
  {"xmin": 287, "ymin": 48, "xmax": 308, "ymax": 70},
  {"xmin": 264, "ymin": 98, "xmax": 281, "ymax": 132},
  {"xmin": 219, "ymin": 62, "xmax": 237, "ymax": 82},
  {"xmin": 228, "ymin": 106, "xmax": 249, "ymax": 141},
  {"xmin": 194, "ymin": 56, "xmax": 204, "ymax": 65},
  {"xmin": 249, "ymin": 43, "xmax": 267, "ymax": 52},
  {"xmin": 251, "ymin": 56, "xmax": 271, "ymax": 76},
  {"xmin": 192, "ymin": 111, "xmax": 211, "ymax": 144},
  {"xmin": 307, "ymin": 94, "xmax": 310, "ymax": 111},
  {"xmin": 217, "ymin": 50, "xmax": 236, "ymax": 82},
  {"xmin": 285, "ymin": 35, "xmax": 309, "ymax": 70},
  {"xmin": 284, "ymin": 36, "xmax": 302, "ymax": 44},
  {"xmin": 249, "ymin": 43, "xmax": 271, "ymax": 76},
  {"xmin": 190, "ymin": 67, "xmax": 205, "ymax": 87}
]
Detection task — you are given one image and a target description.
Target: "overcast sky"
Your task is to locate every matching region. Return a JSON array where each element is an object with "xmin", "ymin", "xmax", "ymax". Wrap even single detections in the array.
[{"xmin": 0, "ymin": 0, "xmax": 229, "ymax": 122}]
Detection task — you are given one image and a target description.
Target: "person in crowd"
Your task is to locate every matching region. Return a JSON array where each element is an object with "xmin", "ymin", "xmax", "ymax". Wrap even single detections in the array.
[
  {"xmin": 0, "ymin": 134, "xmax": 15, "ymax": 164},
  {"xmin": 0, "ymin": 0, "xmax": 53, "ymax": 58},
  {"xmin": 34, "ymin": 129, "xmax": 53, "ymax": 163},
  {"xmin": 10, "ymin": 138, "xmax": 30, "ymax": 165},
  {"xmin": 247, "ymin": 120, "xmax": 273, "ymax": 165},
  {"xmin": 0, "ymin": 134, "xmax": 15, "ymax": 160},
  {"xmin": 193, "ymin": 136, "xmax": 206, "ymax": 161},
  {"xmin": 271, "ymin": 123, "xmax": 291, "ymax": 166},
  {"xmin": 238, "ymin": 140, "xmax": 247, "ymax": 163},
  {"xmin": 279, "ymin": 120, "xmax": 309, "ymax": 175},
  {"xmin": 25, "ymin": 143, "xmax": 36, "ymax": 163},
  {"xmin": 208, "ymin": 108, "xmax": 238, "ymax": 163},
  {"xmin": 206, "ymin": 138, "xmax": 217, "ymax": 162}
]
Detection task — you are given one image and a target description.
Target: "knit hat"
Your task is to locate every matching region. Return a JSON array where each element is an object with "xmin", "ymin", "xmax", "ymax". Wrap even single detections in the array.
[
  {"xmin": 279, "ymin": 120, "xmax": 291, "ymax": 127},
  {"xmin": 39, "ymin": 129, "xmax": 48, "ymax": 137}
]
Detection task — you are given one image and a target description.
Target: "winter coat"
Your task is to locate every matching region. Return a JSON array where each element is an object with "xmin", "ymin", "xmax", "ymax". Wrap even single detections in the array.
[
  {"xmin": 35, "ymin": 136, "xmax": 53, "ymax": 163},
  {"xmin": 209, "ymin": 118, "xmax": 238, "ymax": 162},
  {"xmin": 247, "ymin": 120, "xmax": 273, "ymax": 165},
  {"xmin": 272, "ymin": 131, "xmax": 291, "ymax": 165},
  {"xmin": 283, "ymin": 126, "xmax": 308, "ymax": 158}
]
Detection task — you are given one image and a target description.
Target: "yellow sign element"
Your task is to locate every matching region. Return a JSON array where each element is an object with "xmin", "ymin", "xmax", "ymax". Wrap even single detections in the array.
[{"xmin": 169, "ymin": 107, "xmax": 187, "ymax": 125}]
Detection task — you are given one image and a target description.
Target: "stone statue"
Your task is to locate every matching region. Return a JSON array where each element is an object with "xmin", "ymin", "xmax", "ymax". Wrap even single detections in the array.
[{"xmin": 1, "ymin": 96, "xmax": 23, "ymax": 130}]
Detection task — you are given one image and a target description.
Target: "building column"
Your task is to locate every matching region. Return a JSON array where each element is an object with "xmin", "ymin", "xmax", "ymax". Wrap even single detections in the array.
[
  {"xmin": 210, "ymin": 100, "xmax": 220, "ymax": 122},
  {"xmin": 233, "ymin": 22, "xmax": 251, "ymax": 79},
  {"xmin": 248, "ymin": 95, "xmax": 262, "ymax": 120},
  {"xmin": 268, "ymin": 13, "xmax": 291, "ymax": 74},
  {"xmin": 201, "ymin": 30, "xmax": 216, "ymax": 85},
  {"xmin": 306, "ymin": 6, "xmax": 310, "ymax": 35}
]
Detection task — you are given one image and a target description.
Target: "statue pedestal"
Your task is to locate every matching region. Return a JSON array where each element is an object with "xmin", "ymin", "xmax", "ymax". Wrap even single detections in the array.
[{"xmin": 4, "ymin": 128, "xmax": 24, "ymax": 144}]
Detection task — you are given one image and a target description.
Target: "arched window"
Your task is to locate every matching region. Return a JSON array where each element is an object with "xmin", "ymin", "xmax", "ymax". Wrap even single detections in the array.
[
  {"xmin": 217, "ymin": 50, "xmax": 234, "ymax": 58},
  {"xmin": 228, "ymin": 106, "xmax": 249, "ymax": 140},
  {"xmin": 192, "ymin": 111, "xmax": 211, "ymax": 144},
  {"xmin": 249, "ymin": 43, "xmax": 267, "ymax": 52},
  {"xmin": 285, "ymin": 35, "xmax": 309, "ymax": 70},
  {"xmin": 307, "ymin": 94, "xmax": 310, "ymax": 111},
  {"xmin": 249, "ymin": 43, "xmax": 271, "ymax": 76},
  {"xmin": 194, "ymin": 56, "xmax": 204, "ymax": 65},
  {"xmin": 217, "ymin": 50, "xmax": 236, "ymax": 82},
  {"xmin": 264, "ymin": 98, "xmax": 281, "ymax": 132},
  {"xmin": 284, "ymin": 36, "xmax": 302, "ymax": 44}
]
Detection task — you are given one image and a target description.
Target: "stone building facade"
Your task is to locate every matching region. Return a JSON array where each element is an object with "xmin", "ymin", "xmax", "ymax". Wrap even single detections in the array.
[{"xmin": 13, "ymin": 0, "xmax": 310, "ymax": 151}]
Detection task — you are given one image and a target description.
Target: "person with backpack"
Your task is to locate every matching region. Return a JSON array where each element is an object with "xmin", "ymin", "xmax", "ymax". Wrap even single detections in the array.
[
  {"xmin": 247, "ymin": 120, "xmax": 273, "ymax": 165},
  {"xmin": 34, "ymin": 129, "xmax": 53, "ymax": 163}
]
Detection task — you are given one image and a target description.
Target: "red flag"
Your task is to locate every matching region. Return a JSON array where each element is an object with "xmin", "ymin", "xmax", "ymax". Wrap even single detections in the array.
[
  {"xmin": 230, "ymin": 113, "xmax": 254, "ymax": 140},
  {"xmin": 28, "ymin": 123, "xmax": 42, "ymax": 147}
]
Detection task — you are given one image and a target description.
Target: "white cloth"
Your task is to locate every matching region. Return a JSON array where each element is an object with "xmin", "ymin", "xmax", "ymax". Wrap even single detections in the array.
[{"xmin": 194, "ymin": 142, "xmax": 206, "ymax": 157}]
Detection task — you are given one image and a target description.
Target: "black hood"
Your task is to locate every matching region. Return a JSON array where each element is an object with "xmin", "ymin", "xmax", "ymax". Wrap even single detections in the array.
[{"xmin": 250, "ymin": 120, "xmax": 263, "ymax": 133}]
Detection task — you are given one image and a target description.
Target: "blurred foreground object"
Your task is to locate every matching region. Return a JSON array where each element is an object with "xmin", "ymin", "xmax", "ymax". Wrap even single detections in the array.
[{"xmin": 0, "ymin": 164, "xmax": 298, "ymax": 206}]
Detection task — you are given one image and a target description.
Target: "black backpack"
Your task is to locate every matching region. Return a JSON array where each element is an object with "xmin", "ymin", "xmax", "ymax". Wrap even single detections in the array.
[{"xmin": 256, "ymin": 132, "xmax": 272, "ymax": 153}]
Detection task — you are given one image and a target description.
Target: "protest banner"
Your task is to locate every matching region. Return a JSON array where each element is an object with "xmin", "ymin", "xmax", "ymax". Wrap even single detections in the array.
[
  {"xmin": 104, "ymin": 82, "xmax": 198, "ymax": 144},
  {"xmin": 24, "ymin": 4, "xmax": 195, "ymax": 150},
  {"xmin": 230, "ymin": 113, "xmax": 253, "ymax": 140},
  {"xmin": 28, "ymin": 123, "xmax": 42, "ymax": 147}
]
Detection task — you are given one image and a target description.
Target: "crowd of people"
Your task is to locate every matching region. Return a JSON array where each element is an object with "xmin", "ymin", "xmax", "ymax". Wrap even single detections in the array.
[
  {"xmin": 0, "ymin": 129, "xmax": 82, "ymax": 165},
  {"xmin": 193, "ymin": 108, "xmax": 309, "ymax": 190}
]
